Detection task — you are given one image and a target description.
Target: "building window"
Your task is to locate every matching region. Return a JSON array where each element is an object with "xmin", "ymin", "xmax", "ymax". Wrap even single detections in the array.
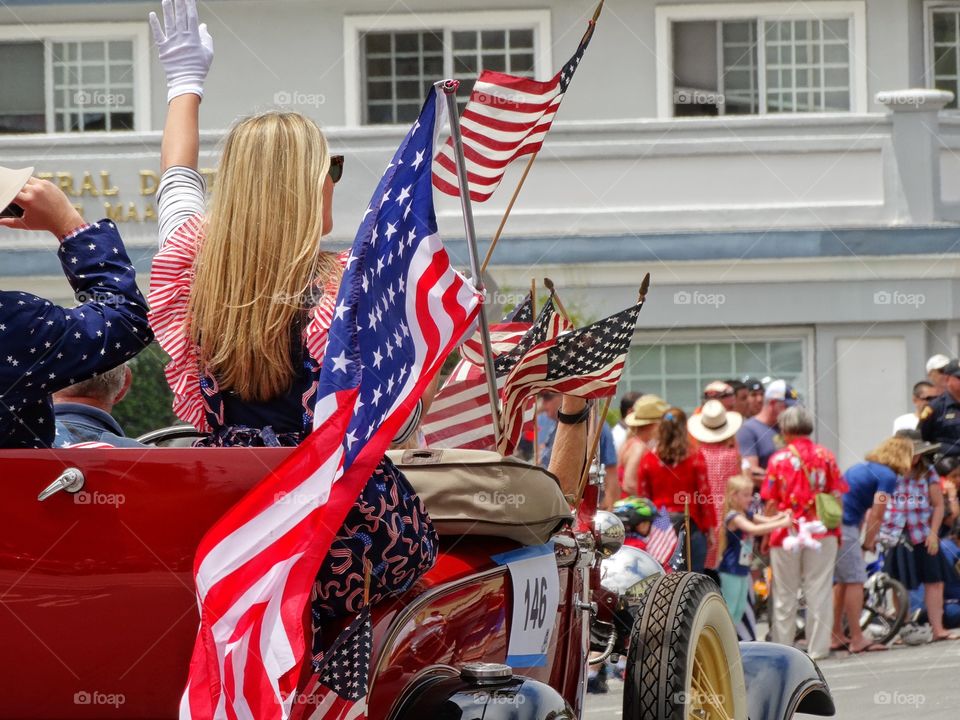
[
  {"xmin": 346, "ymin": 11, "xmax": 550, "ymax": 125},
  {"xmin": 657, "ymin": 2, "xmax": 865, "ymax": 118},
  {"xmin": 0, "ymin": 24, "xmax": 149, "ymax": 134},
  {"xmin": 623, "ymin": 339, "xmax": 806, "ymax": 413},
  {"xmin": 929, "ymin": 4, "xmax": 960, "ymax": 109}
]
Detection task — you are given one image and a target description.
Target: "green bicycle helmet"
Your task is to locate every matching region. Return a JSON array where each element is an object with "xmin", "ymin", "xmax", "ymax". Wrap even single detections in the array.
[{"xmin": 613, "ymin": 496, "xmax": 656, "ymax": 530}]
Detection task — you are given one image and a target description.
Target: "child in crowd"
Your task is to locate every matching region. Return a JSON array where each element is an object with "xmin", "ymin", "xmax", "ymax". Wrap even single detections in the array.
[
  {"xmin": 718, "ymin": 475, "xmax": 793, "ymax": 623},
  {"xmin": 613, "ymin": 497, "xmax": 657, "ymax": 550}
]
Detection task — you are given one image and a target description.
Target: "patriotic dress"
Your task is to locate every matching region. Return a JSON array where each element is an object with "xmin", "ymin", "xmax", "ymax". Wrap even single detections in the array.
[
  {"xmin": 0, "ymin": 220, "xmax": 152, "ymax": 448},
  {"xmin": 148, "ymin": 167, "xmax": 436, "ymax": 667}
]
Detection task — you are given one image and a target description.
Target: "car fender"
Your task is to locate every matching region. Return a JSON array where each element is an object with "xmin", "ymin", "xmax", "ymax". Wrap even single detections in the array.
[
  {"xmin": 387, "ymin": 666, "xmax": 575, "ymax": 720},
  {"xmin": 740, "ymin": 642, "xmax": 836, "ymax": 720}
]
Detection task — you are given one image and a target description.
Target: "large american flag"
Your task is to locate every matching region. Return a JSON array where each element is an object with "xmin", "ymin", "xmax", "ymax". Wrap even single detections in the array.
[
  {"xmin": 498, "ymin": 302, "xmax": 641, "ymax": 455},
  {"xmin": 180, "ymin": 87, "xmax": 481, "ymax": 720},
  {"xmin": 422, "ymin": 296, "xmax": 570, "ymax": 450},
  {"xmin": 431, "ymin": 3, "xmax": 601, "ymax": 202}
]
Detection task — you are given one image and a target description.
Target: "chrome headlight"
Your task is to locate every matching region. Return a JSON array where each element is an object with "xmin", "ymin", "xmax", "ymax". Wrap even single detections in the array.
[
  {"xmin": 599, "ymin": 545, "xmax": 665, "ymax": 606},
  {"xmin": 592, "ymin": 510, "xmax": 625, "ymax": 558}
]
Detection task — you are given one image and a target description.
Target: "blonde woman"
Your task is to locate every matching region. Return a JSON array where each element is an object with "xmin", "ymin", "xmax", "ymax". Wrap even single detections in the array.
[
  {"xmin": 831, "ymin": 436, "xmax": 910, "ymax": 653},
  {"xmin": 147, "ymin": 0, "xmax": 432, "ymax": 671}
]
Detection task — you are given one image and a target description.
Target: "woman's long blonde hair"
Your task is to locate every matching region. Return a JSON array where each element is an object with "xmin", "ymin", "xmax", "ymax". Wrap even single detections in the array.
[
  {"xmin": 718, "ymin": 474, "xmax": 754, "ymax": 558},
  {"xmin": 189, "ymin": 112, "xmax": 342, "ymax": 401},
  {"xmin": 865, "ymin": 436, "xmax": 913, "ymax": 477}
]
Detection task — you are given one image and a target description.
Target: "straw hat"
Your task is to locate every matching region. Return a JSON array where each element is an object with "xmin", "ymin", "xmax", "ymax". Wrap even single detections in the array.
[
  {"xmin": 0, "ymin": 165, "xmax": 33, "ymax": 214},
  {"xmin": 624, "ymin": 394, "xmax": 668, "ymax": 427},
  {"xmin": 687, "ymin": 399, "xmax": 742, "ymax": 443}
]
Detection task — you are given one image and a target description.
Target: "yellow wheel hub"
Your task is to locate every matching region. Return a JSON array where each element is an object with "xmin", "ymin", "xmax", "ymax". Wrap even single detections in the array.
[{"xmin": 689, "ymin": 625, "xmax": 735, "ymax": 720}]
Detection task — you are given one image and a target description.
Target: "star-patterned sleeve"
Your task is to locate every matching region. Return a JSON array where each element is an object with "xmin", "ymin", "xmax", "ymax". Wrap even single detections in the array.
[{"xmin": 0, "ymin": 220, "xmax": 153, "ymax": 448}]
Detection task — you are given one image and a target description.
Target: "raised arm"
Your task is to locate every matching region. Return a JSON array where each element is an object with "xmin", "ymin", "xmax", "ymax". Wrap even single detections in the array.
[
  {"xmin": 548, "ymin": 397, "xmax": 589, "ymax": 499},
  {"xmin": 150, "ymin": 0, "xmax": 213, "ymax": 159}
]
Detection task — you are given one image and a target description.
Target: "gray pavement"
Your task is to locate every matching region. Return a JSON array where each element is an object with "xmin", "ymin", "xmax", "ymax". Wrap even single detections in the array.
[{"xmin": 583, "ymin": 638, "xmax": 960, "ymax": 719}]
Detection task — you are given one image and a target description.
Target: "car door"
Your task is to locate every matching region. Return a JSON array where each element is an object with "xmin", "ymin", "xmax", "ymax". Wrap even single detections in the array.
[{"xmin": 0, "ymin": 447, "xmax": 291, "ymax": 719}]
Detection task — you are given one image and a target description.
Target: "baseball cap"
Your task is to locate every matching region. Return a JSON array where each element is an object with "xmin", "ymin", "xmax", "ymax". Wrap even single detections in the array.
[
  {"xmin": 764, "ymin": 379, "xmax": 799, "ymax": 406},
  {"xmin": 703, "ymin": 380, "xmax": 733, "ymax": 398},
  {"xmin": 927, "ymin": 354, "xmax": 951, "ymax": 374},
  {"xmin": 941, "ymin": 359, "xmax": 960, "ymax": 379},
  {"xmin": 742, "ymin": 377, "xmax": 764, "ymax": 392},
  {"xmin": 0, "ymin": 165, "xmax": 33, "ymax": 215}
]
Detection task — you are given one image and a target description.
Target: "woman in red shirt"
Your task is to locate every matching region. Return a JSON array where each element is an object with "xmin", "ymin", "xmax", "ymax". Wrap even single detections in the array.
[{"xmin": 638, "ymin": 407, "xmax": 717, "ymax": 572}]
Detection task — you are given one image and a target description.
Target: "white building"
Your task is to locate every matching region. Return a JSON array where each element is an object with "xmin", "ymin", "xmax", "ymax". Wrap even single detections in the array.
[{"xmin": 3, "ymin": 0, "xmax": 960, "ymax": 467}]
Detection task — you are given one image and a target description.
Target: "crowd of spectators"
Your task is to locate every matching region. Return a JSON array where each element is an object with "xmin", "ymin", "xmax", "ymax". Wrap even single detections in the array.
[{"xmin": 559, "ymin": 360, "xmax": 960, "ymax": 684}]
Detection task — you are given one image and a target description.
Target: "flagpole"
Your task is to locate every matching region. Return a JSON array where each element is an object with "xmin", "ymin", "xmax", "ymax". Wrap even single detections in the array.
[
  {"xmin": 480, "ymin": 152, "xmax": 538, "ymax": 274},
  {"xmin": 530, "ymin": 278, "xmax": 539, "ymax": 463},
  {"xmin": 574, "ymin": 395, "xmax": 612, "ymax": 507},
  {"xmin": 439, "ymin": 79, "xmax": 502, "ymax": 447},
  {"xmin": 543, "ymin": 277, "xmax": 573, "ymax": 325}
]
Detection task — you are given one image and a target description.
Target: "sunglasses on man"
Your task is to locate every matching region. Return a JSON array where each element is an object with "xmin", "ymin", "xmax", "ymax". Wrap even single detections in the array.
[{"xmin": 329, "ymin": 155, "xmax": 344, "ymax": 184}]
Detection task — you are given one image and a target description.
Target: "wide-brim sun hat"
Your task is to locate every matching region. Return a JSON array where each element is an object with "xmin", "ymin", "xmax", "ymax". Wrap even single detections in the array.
[
  {"xmin": 0, "ymin": 165, "xmax": 33, "ymax": 214},
  {"xmin": 688, "ymin": 399, "xmax": 743, "ymax": 443},
  {"xmin": 624, "ymin": 394, "xmax": 668, "ymax": 427}
]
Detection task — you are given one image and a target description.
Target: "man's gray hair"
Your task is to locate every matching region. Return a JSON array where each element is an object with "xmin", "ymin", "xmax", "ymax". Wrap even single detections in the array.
[
  {"xmin": 779, "ymin": 405, "xmax": 814, "ymax": 437},
  {"xmin": 57, "ymin": 364, "xmax": 127, "ymax": 403}
]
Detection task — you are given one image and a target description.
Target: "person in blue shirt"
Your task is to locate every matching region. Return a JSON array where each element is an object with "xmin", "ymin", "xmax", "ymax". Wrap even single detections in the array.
[
  {"xmin": 832, "ymin": 436, "xmax": 912, "ymax": 652},
  {"xmin": 53, "ymin": 364, "xmax": 145, "ymax": 448},
  {"xmin": 0, "ymin": 171, "xmax": 153, "ymax": 448}
]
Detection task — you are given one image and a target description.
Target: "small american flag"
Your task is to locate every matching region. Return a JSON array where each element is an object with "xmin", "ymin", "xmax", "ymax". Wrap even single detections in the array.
[
  {"xmin": 179, "ymin": 87, "xmax": 481, "ymax": 720},
  {"xmin": 646, "ymin": 509, "xmax": 679, "ymax": 566},
  {"xmin": 422, "ymin": 296, "xmax": 570, "ymax": 450},
  {"xmin": 498, "ymin": 302, "xmax": 641, "ymax": 455},
  {"xmin": 431, "ymin": 3, "xmax": 601, "ymax": 202},
  {"xmin": 299, "ymin": 609, "xmax": 372, "ymax": 720}
]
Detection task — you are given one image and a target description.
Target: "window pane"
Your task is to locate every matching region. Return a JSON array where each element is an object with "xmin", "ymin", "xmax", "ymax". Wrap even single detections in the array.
[
  {"xmin": 664, "ymin": 344, "xmax": 697, "ymax": 375},
  {"xmin": 763, "ymin": 18, "xmax": 849, "ymax": 113},
  {"xmin": 933, "ymin": 11, "xmax": 960, "ymax": 110},
  {"xmin": 628, "ymin": 345, "xmax": 661, "ymax": 376},
  {"xmin": 81, "ymin": 41, "xmax": 104, "ymax": 61},
  {"xmin": 510, "ymin": 53, "xmax": 535, "ymax": 73},
  {"xmin": 452, "ymin": 30, "xmax": 476, "ymax": 50},
  {"xmin": 395, "ymin": 32, "xmax": 420, "ymax": 53},
  {"xmin": 481, "ymin": 30, "xmax": 506, "ymax": 49},
  {"xmin": 50, "ymin": 39, "xmax": 135, "ymax": 133},
  {"xmin": 665, "ymin": 380, "xmax": 698, "ymax": 411},
  {"xmin": 770, "ymin": 341, "xmax": 803, "ymax": 373},
  {"xmin": 700, "ymin": 344, "xmax": 732, "ymax": 375},
  {"xmin": 0, "ymin": 42, "xmax": 45, "ymax": 133},
  {"xmin": 734, "ymin": 343, "xmax": 767, "ymax": 373},
  {"xmin": 483, "ymin": 54, "xmax": 506, "ymax": 72},
  {"xmin": 363, "ymin": 30, "xmax": 441, "ymax": 124}
]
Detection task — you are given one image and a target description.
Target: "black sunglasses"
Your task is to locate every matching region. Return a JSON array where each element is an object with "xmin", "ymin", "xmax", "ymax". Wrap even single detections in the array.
[{"xmin": 329, "ymin": 155, "xmax": 344, "ymax": 184}]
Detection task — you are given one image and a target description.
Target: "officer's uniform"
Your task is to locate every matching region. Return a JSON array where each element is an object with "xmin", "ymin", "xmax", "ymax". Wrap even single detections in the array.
[{"xmin": 920, "ymin": 379, "xmax": 960, "ymax": 458}]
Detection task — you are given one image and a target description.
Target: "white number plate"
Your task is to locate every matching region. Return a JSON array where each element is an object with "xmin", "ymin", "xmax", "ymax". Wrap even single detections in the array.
[{"xmin": 492, "ymin": 542, "xmax": 559, "ymax": 667}]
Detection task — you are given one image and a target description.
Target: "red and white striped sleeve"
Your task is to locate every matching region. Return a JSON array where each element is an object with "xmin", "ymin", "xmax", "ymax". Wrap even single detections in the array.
[
  {"xmin": 147, "ymin": 213, "xmax": 211, "ymax": 432},
  {"xmin": 303, "ymin": 251, "xmax": 349, "ymax": 366}
]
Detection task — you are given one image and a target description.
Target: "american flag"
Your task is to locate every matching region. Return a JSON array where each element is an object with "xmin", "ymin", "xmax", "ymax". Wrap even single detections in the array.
[
  {"xmin": 422, "ymin": 296, "xmax": 570, "ymax": 450},
  {"xmin": 431, "ymin": 3, "xmax": 602, "ymax": 202},
  {"xmin": 180, "ymin": 87, "xmax": 481, "ymax": 720},
  {"xmin": 298, "ymin": 609, "xmax": 372, "ymax": 720},
  {"xmin": 646, "ymin": 509, "xmax": 679, "ymax": 566},
  {"xmin": 498, "ymin": 302, "xmax": 641, "ymax": 455}
]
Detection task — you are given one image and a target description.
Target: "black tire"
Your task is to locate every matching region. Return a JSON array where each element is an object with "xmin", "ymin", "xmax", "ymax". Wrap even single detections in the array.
[
  {"xmin": 860, "ymin": 572, "xmax": 909, "ymax": 645},
  {"xmin": 623, "ymin": 572, "xmax": 746, "ymax": 720}
]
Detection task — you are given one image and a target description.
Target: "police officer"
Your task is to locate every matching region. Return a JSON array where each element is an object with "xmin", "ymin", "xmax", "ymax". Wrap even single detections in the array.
[{"xmin": 920, "ymin": 358, "xmax": 960, "ymax": 458}]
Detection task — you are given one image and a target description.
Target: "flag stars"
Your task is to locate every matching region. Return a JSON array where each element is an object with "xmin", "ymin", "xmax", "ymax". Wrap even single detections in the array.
[
  {"xmin": 411, "ymin": 149, "xmax": 425, "ymax": 170},
  {"xmin": 331, "ymin": 351, "xmax": 352, "ymax": 373}
]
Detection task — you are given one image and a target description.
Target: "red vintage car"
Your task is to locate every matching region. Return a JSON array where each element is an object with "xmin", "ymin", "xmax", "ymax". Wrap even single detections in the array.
[{"xmin": 0, "ymin": 436, "xmax": 834, "ymax": 720}]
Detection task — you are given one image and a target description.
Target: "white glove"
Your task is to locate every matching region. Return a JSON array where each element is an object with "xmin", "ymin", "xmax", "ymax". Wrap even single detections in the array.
[{"xmin": 149, "ymin": 0, "xmax": 214, "ymax": 103}]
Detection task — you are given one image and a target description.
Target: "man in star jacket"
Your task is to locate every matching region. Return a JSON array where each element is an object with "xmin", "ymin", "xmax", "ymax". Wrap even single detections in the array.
[{"xmin": 0, "ymin": 169, "xmax": 154, "ymax": 448}]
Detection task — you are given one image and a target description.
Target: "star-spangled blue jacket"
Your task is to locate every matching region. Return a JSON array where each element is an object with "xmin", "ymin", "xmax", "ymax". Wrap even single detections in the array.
[{"xmin": 0, "ymin": 220, "xmax": 154, "ymax": 448}]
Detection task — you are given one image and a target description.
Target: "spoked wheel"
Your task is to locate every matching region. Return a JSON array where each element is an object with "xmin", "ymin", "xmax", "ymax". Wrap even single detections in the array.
[
  {"xmin": 624, "ymin": 572, "xmax": 746, "ymax": 720},
  {"xmin": 860, "ymin": 572, "xmax": 909, "ymax": 645}
]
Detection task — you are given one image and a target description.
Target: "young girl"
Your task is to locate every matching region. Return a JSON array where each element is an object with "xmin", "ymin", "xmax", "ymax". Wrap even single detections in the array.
[{"xmin": 718, "ymin": 474, "xmax": 792, "ymax": 623}]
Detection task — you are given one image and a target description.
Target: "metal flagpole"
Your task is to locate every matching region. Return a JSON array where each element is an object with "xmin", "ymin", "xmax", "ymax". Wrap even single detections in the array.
[{"xmin": 438, "ymin": 79, "xmax": 502, "ymax": 447}]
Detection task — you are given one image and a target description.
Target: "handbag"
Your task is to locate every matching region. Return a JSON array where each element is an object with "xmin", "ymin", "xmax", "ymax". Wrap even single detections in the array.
[{"xmin": 789, "ymin": 445, "xmax": 842, "ymax": 530}]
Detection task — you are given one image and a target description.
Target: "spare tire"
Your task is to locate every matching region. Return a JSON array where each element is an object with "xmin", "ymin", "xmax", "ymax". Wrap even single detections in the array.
[{"xmin": 623, "ymin": 572, "xmax": 747, "ymax": 720}]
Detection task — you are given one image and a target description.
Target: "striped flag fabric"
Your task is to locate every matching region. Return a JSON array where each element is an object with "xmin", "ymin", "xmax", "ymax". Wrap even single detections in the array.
[
  {"xmin": 497, "ymin": 302, "xmax": 642, "ymax": 456},
  {"xmin": 180, "ymin": 87, "xmax": 481, "ymax": 720},
  {"xmin": 422, "ymin": 296, "xmax": 571, "ymax": 450},
  {"xmin": 646, "ymin": 509, "xmax": 679, "ymax": 566},
  {"xmin": 431, "ymin": 6, "xmax": 600, "ymax": 202}
]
